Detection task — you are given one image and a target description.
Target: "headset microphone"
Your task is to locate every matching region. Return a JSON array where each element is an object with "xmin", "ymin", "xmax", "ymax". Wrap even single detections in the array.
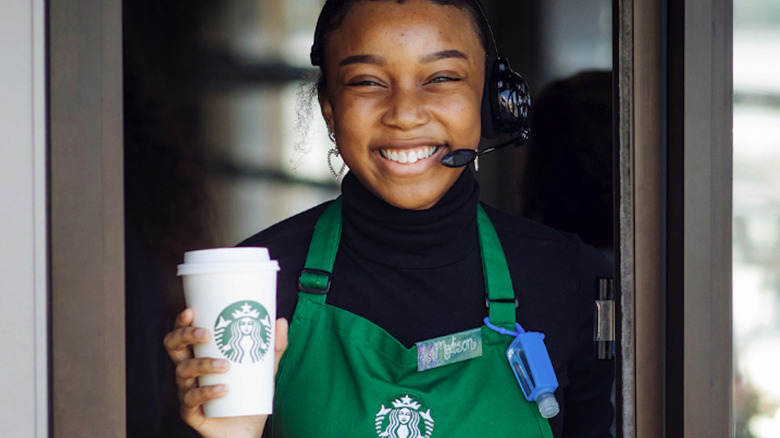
[{"xmin": 441, "ymin": 130, "xmax": 529, "ymax": 168}]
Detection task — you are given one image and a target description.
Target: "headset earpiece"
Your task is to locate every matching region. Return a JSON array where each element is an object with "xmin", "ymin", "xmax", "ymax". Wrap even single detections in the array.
[
  {"xmin": 481, "ymin": 57, "xmax": 531, "ymax": 139},
  {"xmin": 471, "ymin": 0, "xmax": 531, "ymax": 140}
]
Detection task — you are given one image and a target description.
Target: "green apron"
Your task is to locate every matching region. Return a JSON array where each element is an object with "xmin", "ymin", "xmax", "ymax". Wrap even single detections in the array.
[{"xmin": 271, "ymin": 198, "xmax": 554, "ymax": 437}]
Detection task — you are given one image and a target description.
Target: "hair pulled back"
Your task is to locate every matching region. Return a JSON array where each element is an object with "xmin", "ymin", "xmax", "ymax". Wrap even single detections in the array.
[{"xmin": 310, "ymin": 0, "xmax": 493, "ymax": 94}]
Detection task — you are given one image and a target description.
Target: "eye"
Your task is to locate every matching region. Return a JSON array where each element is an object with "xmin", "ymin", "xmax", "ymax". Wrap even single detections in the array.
[
  {"xmin": 347, "ymin": 77, "xmax": 384, "ymax": 87},
  {"xmin": 427, "ymin": 75, "xmax": 462, "ymax": 85}
]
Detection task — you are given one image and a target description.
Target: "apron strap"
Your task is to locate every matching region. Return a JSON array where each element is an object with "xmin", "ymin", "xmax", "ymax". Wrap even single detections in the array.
[
  {"xmin": 298, "ymin": 199, "xmax": 517, "ymax": 328},
  {"xmin": 298, "ymin": 198, "xmax": 343, "ymax": 304},
  {"xmin": 477, "ymin": 204, "xmax": 518, "ymax": 329}
]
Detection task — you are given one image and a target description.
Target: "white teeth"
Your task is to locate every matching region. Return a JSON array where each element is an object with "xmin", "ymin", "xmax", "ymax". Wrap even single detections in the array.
[{"xmin": 381, "ymin": 146, "xmax": 438, "ymax": 164}]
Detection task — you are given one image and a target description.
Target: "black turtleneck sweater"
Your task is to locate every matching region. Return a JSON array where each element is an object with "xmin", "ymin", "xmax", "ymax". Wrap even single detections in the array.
[{"xmin": 240, "ymin": 170, "xmax": 614, "ymax": 438}]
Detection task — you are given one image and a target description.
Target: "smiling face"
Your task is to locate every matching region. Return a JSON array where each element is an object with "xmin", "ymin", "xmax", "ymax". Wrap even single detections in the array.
[{"xmin": 319, "ymin": 0, "xmax": 485, "ymax": 210}]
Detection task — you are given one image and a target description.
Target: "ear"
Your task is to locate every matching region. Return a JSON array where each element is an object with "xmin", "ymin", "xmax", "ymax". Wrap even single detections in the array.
[{"xmin": 319, "ymin": 92, "xmax": 335, "ymax": 133}]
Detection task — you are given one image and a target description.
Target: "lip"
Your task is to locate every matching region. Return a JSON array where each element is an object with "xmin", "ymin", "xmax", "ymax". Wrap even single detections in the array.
[
  {"xmin": 375, "ymin": 138, "xmax": 445, "ymax": 159},
  {"xmin": 380, "ymin": 145, "xmax": 439, "ymax": 163},
  {"xmin": 374, "ymin": 137, "xmax": 443, "ymax": 149},
  {"xmin": 372, "ymin": 139, "xmax": 451, "ymax": 174}
]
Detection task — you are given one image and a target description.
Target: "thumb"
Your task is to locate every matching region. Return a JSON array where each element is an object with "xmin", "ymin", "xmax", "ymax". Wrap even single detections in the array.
[{"xmin": 274, "ymin": 318, "xmax": 289, "ymax": 374}]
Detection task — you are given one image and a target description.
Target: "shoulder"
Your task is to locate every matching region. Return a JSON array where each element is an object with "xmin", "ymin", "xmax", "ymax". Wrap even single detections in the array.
[
  {"xmin": 481, "ymin": 202, "xmax": 612, "ymax": 332},
  {"xmin": 481, "ymin": 202, "xmax": 611, "ymax": 282},
  {"xmin": 237, "ymin": 200, "xmax": 336, "ymax": 266},
  {"xmin": 238, "ymin": 201, "xmax": 334, "ymax": 249},
  {"xmin": 481, "ymin": 203, "xmax": 607, "ymax": 270}
]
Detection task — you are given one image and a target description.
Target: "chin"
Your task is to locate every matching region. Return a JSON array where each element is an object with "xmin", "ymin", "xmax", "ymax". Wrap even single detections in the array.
[{"xmin": 353, "ymin": 167, "xmax": 465, "ymax": 210}]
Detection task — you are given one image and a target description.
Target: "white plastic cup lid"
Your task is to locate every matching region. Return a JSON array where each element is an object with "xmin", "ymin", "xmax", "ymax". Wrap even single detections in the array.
[
  {"xmin": 177, "ymin": 247, "xmax": 279, "ymax": 276},
  {"xmin": 184, "ymin": 247, "xmax": 271, "ymax": 264}
]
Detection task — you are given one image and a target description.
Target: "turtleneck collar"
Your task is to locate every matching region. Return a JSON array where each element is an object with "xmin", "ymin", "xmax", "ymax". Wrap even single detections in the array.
[{"xmin": 340, "ymin": 170, "xmax": 480, "ymax": 269}]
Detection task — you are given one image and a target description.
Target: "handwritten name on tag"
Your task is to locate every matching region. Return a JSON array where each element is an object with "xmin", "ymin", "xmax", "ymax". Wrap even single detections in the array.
[{"xmin": 416, "ymin": 328, "xmax": 483, "ymax": 371}]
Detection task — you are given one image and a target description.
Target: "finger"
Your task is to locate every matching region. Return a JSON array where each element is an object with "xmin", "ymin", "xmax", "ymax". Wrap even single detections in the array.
[
  {"xmin": 274, "ymin": 318, "xmax": 289, "ymax": 374},
  {"xmin": 176, "ymin": 358, "xmax": 230, "ymax": 393},
  {"xmin": 165, "ymin": 326, "xmax": 211, "ymax": 364},
  {"xmin": 164, "ymin": 309, "xmax": 196, "ymax": 362},
  {"xmin": 175, "ymin": 308, "xmax": 195, "ymax": 329},
  {"xmin": 180, "ymin": 384, "xmax": 228, "ymax": 425}
]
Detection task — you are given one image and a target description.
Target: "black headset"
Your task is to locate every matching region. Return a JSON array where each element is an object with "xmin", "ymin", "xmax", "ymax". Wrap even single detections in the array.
[
  {"xmin": 309, "ymin": 0, "xmax": 531, "ymax": 141},
  {"xmin": 470, "ymin": 0, "xmax": 532, "ymax": 140}
]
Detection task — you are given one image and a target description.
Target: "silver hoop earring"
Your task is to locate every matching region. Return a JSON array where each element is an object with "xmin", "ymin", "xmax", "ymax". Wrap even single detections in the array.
[
  {"xmin": 327, "ymin": 148, "xmax": 347, "ymax": 180},
  {"xmin": 328, "ymin": 131, "xmax": 337, "ymax": 144}
]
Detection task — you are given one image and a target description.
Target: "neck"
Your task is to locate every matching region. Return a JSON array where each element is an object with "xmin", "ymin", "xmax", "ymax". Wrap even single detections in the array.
[{"xmin": 339, "ymin": 170, "xmax": 480, "ymax": 269}]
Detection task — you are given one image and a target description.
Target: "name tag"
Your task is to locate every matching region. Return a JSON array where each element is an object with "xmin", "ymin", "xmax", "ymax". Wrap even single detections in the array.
[{"xmin": 416, "ymin": 328, "xmax": 483, "ymax": 371}]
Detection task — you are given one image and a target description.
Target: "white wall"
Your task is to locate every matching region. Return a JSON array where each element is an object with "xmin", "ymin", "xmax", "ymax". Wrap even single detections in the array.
[{"xmin": 0, "ymin": 0, "xmax": 48, "ymax": 435}]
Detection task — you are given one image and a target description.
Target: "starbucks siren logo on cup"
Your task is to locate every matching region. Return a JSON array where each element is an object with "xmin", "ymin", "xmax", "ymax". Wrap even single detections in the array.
[{"xmin": 214, "ymin": 301, "xmax": 273, "ymax": 364}]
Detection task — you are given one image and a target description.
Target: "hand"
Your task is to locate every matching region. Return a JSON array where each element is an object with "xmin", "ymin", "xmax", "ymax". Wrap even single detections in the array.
[{"xmin": 164, "ymin": 308, "xmax": 289, "ymax": 438}]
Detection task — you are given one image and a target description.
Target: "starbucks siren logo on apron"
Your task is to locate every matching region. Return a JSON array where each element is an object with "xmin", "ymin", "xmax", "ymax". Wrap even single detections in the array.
[
  {"xmin": 375, "ymin": 394, "xmax": 434, "ymax": 438},
  {"xmin": 214, "ymin": 301, "xmax": 272, "ymax": 364}
]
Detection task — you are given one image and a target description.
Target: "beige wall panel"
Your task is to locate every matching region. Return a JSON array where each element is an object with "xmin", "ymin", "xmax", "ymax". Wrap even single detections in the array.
[{"xmin": 49, "ymin": 0, "xmax": 125, "ymax": 435}]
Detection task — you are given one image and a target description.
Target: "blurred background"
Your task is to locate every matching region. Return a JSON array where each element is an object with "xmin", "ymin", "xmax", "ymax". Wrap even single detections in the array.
[{"xmin": 733, "ymin": 0, "xmax": 780, "ymax": 436}]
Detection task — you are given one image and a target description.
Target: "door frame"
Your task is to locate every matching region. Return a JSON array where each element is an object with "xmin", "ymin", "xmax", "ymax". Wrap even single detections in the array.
[{"xmin": 616, "ymin": 0, "xmax": 733, "ymax": 436}]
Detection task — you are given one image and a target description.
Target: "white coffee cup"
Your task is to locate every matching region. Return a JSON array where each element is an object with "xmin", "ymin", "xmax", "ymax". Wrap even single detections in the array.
[{"xmin": 178, "ymin": 247, "xmax": 280, "ymax": 417}]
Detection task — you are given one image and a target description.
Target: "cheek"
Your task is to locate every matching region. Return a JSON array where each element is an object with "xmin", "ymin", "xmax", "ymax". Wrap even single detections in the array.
[
  {"xmin": 332, "ymin": 99, "xmax": 375, "ymax": 138},
  {"xmin": 328, "ymin": 95, "xmax": 360, "ymax": 129},
  {"xmin": 437, "ymin": 95, "xmax": 482, "ymax": 139},
  {"xmin": 330, "ymin": 106, "xmax": 371, "ymax": 166}
]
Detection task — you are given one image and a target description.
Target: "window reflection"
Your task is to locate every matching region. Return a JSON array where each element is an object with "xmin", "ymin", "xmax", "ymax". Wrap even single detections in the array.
[
  {"xmin": 198, "ymin": 0, "xmax": 338, "ymax": 245},
  {"xmin": 733, "ymin": 1, "xmax": 780, "ymax": 436}
]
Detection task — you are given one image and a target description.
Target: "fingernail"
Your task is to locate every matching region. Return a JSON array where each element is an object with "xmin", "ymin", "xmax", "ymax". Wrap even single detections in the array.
[
  {"xmin": 214, "ymin": 384, "xmax": 227, "ymax": 393},
  {"xmin": 194, "ymin": 328, "xmax": 206, "ymax": 338},
  {"xmin": 213, "ymin": 359, "xmax": 228, "ymax": 369}
]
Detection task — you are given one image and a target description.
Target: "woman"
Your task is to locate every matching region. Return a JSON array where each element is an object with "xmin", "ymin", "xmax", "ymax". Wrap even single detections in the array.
[{"xmin": 164, "ymin": 1, "xmax": 614, "ymax": 437}]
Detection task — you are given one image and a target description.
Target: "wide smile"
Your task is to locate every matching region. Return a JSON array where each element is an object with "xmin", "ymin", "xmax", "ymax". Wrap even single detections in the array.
[{"xmin": 379, "ymin": 145, "xmax": 439, "ymax": 164}]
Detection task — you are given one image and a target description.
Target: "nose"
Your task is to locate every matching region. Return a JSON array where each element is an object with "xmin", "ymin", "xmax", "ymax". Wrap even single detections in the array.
[{"xmin": 381, "ymin": 84, "xmax": 429, "ymax": 130}]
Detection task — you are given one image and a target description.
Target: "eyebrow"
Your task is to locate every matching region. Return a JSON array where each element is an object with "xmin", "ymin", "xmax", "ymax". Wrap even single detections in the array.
[
  {"xmin": 420, "ymin": 50, "xmax": 469, "ymax": 63},
  {"xmin": 338, "ymin": 54, "xmax": 385, "ymax": 67},
  {"xmin": 337, "ymin": 50, "xmax": 469, "ymax": 67}
]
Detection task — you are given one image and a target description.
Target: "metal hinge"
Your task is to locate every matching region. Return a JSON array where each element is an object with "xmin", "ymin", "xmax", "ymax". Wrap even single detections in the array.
[{"xmin": 594, "ymin": 278, "xmax": 615, "ymax": 360}]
